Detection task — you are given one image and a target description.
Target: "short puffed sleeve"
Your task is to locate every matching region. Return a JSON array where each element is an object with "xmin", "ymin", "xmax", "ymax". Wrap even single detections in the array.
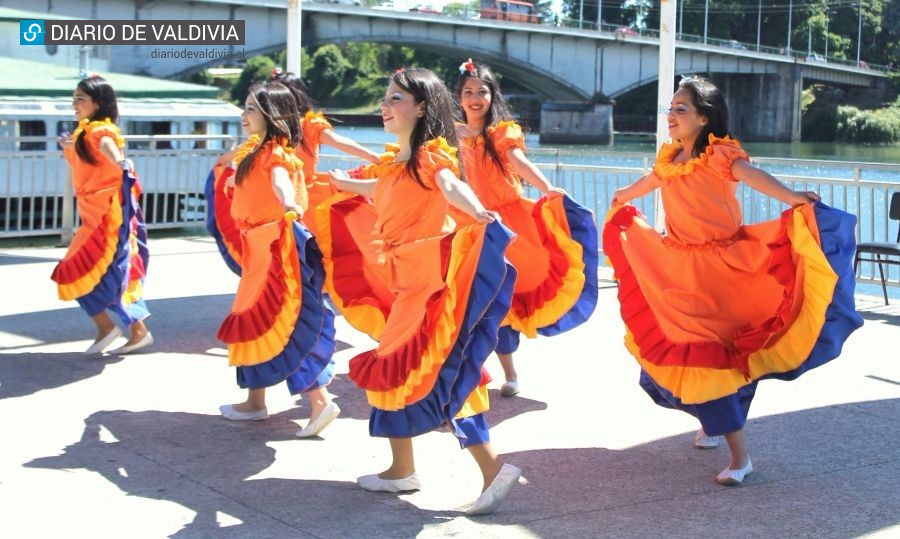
[
  {"xmin": 416, "ymin": 137, "xmax": 460, "ymax": 188},
  {"xmin": 302, "ymin": 111, "xmax": 333, "ymax": 149},
  {"xmin": 86, "ymin": 122, "xmax": 124, "ymax": 152},
  {"xmin": 489, "ymin": 120, "xmax": 526, "ymax": 157},
  {"xmin": 704, "ymin": 137, "xmax": 749, "ymax": 182}
]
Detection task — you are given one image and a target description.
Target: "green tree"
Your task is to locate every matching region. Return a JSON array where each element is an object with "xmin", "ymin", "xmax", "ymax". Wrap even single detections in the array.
[
  {"xmin": 444, "ymin": 0, "xmax": 479, "ymax": 18},
  {"xmin": 231, "ymin": 55, "xmax": 276, "ymax": 104},
  {"xmin": 186, "ymin": 69, "xmax": 213, "ymax": 86},
  {"xmin": 558, "ymin": 0, "xmax": 896, "ymax": 69},
  {"xmin": 307, "ymin": 44, "xmax": 352, "ymax": 101},
  {"xmin": 345, "ymin": 42, "xmax": 383, "ymax": 76},
  {"xmin": 274, "ymin": 48, "xmax": 314, "ymax": 77},
  {"xmin": 378, "ymin": 45, "xmax": 415, "ymax": 71}
]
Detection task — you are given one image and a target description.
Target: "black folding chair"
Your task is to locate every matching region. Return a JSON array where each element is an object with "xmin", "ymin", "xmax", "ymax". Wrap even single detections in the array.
[{"xmin": 854, "ymin": 191, "xmax": 900, "ymax": 305}]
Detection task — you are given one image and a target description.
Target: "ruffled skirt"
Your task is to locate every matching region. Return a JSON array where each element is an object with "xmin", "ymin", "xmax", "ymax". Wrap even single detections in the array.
[
  {"xmin": 316, "ymin": 193, "xmax": 516, "ymax": 444},
  {"xmin": 51, "ymin": 169, "xmax": 150, "ymax": 327},
  {"xmin": 204, "ymin": 165, "xmax": 243, "ymax": 276},
  {"xmin": 494, "ymin": 193, "xmax": 598, "ymax": 340},
  {"xmin": 602, "ymin": 202, "xmax": 863, "ymax": 435},
  {"xmin": 217, "ymin": 215, "xmax": 335, "ymax": 392}
]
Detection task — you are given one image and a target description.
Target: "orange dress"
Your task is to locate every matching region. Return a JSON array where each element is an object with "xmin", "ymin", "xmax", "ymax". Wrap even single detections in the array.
[
  {"xmin": 51, "ymin": 119, "xmax": 149, "ymax": 326},
  {"xmin": 602, "ymin": 135, "xmax": 862, "ymax": 435},
  {"xmin": 315, "ymin": 138, "xmax": 516, "ymax": 445},
  {"xmin": 295, "ymin": 111, "xmax": 336, "ymax": 235},
  {"xmin": 216, "ymin": 136, "xmax": 335, "ymax": 392},
  {"xmin": 458, "ymin": 120, "xmax": 598, "ymax": 349}
]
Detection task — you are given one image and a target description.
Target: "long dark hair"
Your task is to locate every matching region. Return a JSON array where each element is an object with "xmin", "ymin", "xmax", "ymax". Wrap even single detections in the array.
[
  {"xmin": 235, "ymin": 81, "xmax": 301, "ymax": 186},
  {"xmin": 455, "ymin": 61, "xmax": 513, "ymax": 171},
  {"xmin": 677, "ymin": 76, "xmax": 730, "ymax": 157},
  {"xmin": 74, "ymin": 76, "xmax": 119, "ymax": 165},
  {"xmin": 272, "ymin": 71, "xmax": 314, "ymax": 153},
  {"xmin": 391, "ymin": 67, "xmax": 464, "ymax": 189}
]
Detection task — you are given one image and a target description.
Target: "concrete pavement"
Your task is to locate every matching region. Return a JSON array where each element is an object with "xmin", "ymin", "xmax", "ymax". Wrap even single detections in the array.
[{"xmin": 1, "ymin": 235, "xmax": 898, "ymax": 538}]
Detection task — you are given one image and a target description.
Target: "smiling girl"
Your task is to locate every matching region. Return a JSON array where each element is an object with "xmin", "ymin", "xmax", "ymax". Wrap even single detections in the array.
[
  {"xmin": 604, "ymin": 76, "xmax": 863, "ymax": 486},
  {"xmin": 319, "ymin": 67, "xmax": 521, "ymax": 515},
  {"xmin": 215, "ymin": 81, "xmax": 339, "ymax": 439},
  {"xmin": 455, "ymin": 60, "xmax": 598, "ymax": 398},
  {"xmin": 52, "ymin": 75, "xmax": 152, "ymax": 355}
]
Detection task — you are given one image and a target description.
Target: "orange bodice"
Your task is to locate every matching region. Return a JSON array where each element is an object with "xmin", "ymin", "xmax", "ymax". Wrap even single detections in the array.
[
  {"xmin": 63, "ymin": 118, "xmax": 124, "ymax": 197},
  {"xmin": 230, "ymin": 136, "xmax": 306, "ymax": 229},
  {"xmin": 458, "ymin": 120, "xmax": 525, "ymax": 209},
  {"xmin": 652, "ymin": 135, "xmax": 750, "ymax": 245}
]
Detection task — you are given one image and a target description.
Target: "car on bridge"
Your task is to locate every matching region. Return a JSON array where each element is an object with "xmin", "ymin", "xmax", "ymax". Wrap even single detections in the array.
[
  {"xmin": 409, "ymin": 3, "xmax": 442, "ymax": 13},
  {"xmin": 806, "ymin": 52, "xmax": 827, "ymax": 63}
]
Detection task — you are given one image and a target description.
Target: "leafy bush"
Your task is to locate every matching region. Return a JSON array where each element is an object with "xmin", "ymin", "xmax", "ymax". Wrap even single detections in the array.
[
  {"xmin": 307, "ymin": 45, "xmax": 352, "ymax": 102},
  {"xmin": 231, "ymin": 55, "xmax": 276, "ymax": 104},
  {"xmin": 836, "ymin": 103, "xmax": 900, "ymax": 144},
  {"xmin": 328, "ymin": 76, "xmax": 386, "ymax": 109}
]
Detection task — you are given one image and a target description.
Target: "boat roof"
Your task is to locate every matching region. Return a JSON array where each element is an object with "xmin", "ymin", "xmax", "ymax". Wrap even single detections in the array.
[
  {"xmin": 0, "ymin": 95, "xmax": 241, "ymax": 120},
  {"xmin": 0, "ymin": 57, "xmax": 221, "ymax": 99}
]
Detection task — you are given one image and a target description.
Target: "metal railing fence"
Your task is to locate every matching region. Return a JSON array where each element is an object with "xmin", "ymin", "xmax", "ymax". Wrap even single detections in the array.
[{"xmin": 2, "ymin": 134, "xmax": 897, "ymax": 288}]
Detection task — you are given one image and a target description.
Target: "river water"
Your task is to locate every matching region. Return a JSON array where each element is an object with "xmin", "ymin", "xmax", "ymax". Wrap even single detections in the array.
[{"xmin": 333, "ymin": 125, "xmax": 900, "ymax": 165}]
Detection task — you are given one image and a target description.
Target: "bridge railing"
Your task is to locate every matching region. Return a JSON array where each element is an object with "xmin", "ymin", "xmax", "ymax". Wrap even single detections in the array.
[
  {"xmin": 348, "ymin": 0, "xmax": 892, "ymax": 73},
  {"xmin": 2, "ymin": 136, "xmax": 897, "ymax": 288}
]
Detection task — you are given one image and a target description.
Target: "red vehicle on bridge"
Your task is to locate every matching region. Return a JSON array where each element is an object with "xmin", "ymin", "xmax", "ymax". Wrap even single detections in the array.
[{"xmin": 480, "ymin": 0, "xmax": 541, "ymax": 24}]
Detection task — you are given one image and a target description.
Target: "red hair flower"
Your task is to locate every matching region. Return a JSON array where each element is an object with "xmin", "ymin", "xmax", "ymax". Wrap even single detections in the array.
[
  {"xmin": 458, "ymin": 58, "xmax": 476, "ymax": 75},
  {"xmin": 272, "ymin": 66, "xmax": 284, "ymax": 78}
]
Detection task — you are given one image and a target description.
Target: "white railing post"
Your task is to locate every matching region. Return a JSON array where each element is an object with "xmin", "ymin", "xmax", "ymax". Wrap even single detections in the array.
[
  {"xmin": 655, "ymin": 0, "xmax": 677, "ymax": 231},
  {"xmin": 60, "ymin": 166, "xmax": 74, "ymax": 246}
]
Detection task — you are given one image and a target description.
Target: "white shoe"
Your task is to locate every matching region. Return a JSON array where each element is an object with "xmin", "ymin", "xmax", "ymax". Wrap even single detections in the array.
[
  {"xmin": 500, "ymin": 380, "xmax": 520, "ymax": 398},
  {"xmin": 694, "ymin": 428, "xmax": 722, "ymax": 449},
  {"xmin": 84, "ymin": 326, "xmax": 123, "ymax": 355},
  {"xmin": 716, "ymin": 458, "xmax": 753, "ymax": 486},
  {"xmin": 219, "ymin": 404, "xmax": 268, "ymax": 421},
  {"xmin": 296, "ymin": 402, "xmax": 341, "ymax": 438},
  {"xmin": 357, "ymin": 472, "xmax": 422, "ymax": 493},
  {"xmin": 108, "ymin": 332, "xmax": 154, "ymax": 355},
  {"xmin": 467, "ymin": 463, "xmax": 522, "ymax": 516}
]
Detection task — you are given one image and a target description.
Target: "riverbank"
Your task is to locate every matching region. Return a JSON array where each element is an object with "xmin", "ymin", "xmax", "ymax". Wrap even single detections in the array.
[{"xmin": 330, "ymin": 123, "xmax": 900, "ymax": 164}]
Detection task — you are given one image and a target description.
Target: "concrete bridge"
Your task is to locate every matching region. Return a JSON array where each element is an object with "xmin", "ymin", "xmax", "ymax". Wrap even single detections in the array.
[{"xmin": 5, "ymin": 0, "xmax": 889, "ymax": 143}]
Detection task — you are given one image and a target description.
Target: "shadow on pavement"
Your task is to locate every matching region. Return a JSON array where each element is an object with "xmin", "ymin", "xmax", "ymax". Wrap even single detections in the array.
[
  {"xmin": 0, "ymin": 352, "xmax": 124, "ymax": 400},
  {"xmin": 0, "ymin": 253, "xmax": 61, "ymax": 265},
  {"xmin": 859, "ymin": 309, "xmax": 900, "ymax": 327},
  {"xmin": 487, "ymin": 397, "xmax": 900, "ymax": 535},
  {"xmin": 0, "ymin": 295, "xmax": 354, "ymax": 399},
  {"xmin": 0, "ymin": 296, "xmax": 232, "ymax": 355},
  {"xmin": 26, "ymin": 409, "xmax": 463, "ymax": 538},
  {"xmin": 25, "ymin": 398, "xmax": 900, "ymax": 537}
]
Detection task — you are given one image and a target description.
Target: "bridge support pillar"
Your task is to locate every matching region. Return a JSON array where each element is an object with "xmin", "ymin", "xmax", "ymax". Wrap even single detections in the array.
[
  {"xmin": 720, "ymin": 65, "xmax": 802, "ymax": 143},
  {"xmin": 539, "ymin": 102, "xmax": 614, "ymax": 145}
]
